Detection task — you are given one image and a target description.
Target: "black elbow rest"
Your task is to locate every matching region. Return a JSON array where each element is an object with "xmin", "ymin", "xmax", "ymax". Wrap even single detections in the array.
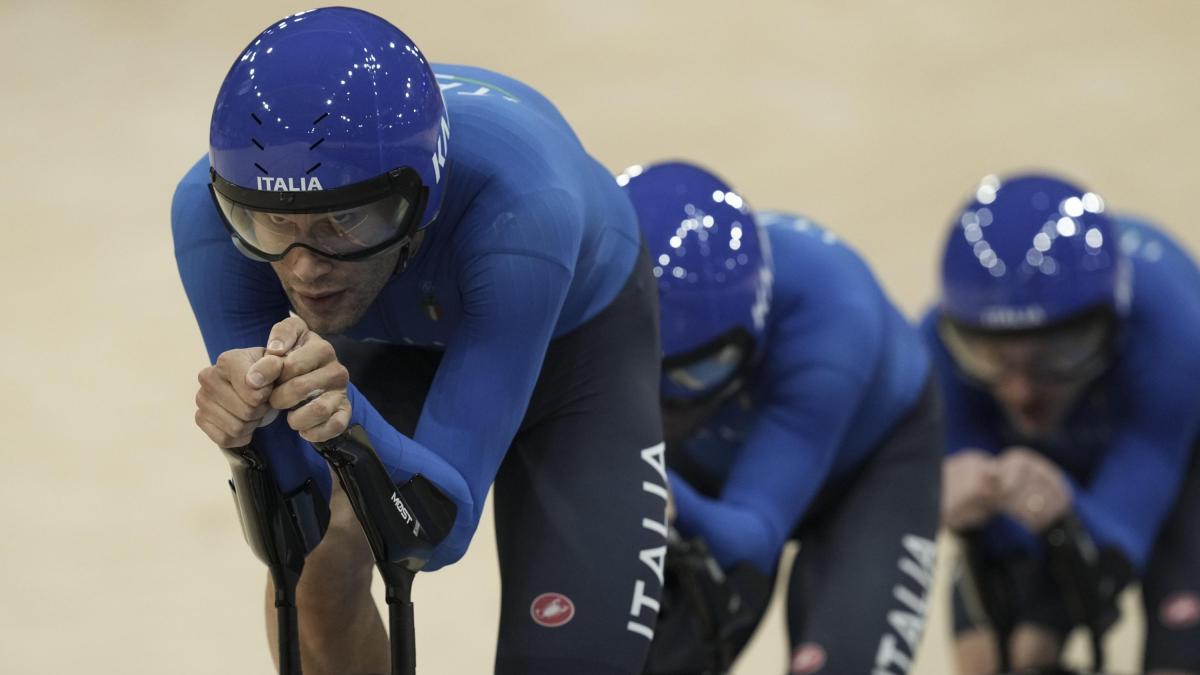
[
  {"xmin": 314, "ymin": 425, "xmax": 457, "ymax": 579},
  {"xmin": 223, "ymin": 444, "xmax": 331, "ymax": 581}
]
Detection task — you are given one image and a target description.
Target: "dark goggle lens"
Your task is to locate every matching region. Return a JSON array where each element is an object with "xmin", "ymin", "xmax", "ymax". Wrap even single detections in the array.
[
  {"xmin": 213, "ymin": 190, "xmax": 411, "ymax": 259},
  {"xmin": 662, "ymin": 342, "xmax": 748, "ymax": 400},
  {"xmin": 209, "ymin": 166, "xmax": 427, "ymax": 262},
  {"xmin": 939, "ymin": 313, "xmax": 1114, "ymax": 385}
]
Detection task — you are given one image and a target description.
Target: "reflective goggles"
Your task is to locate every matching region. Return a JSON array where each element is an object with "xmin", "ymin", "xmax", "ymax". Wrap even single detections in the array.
[
  {"xmin": 209, "ymin": 167, "xmax": 427, "ymax": 262},
  {"xmin": 661, "ymin": 329, "xmax": 755, "ymax": 406},
  {"xmin": 938, "ymin": 310, "xmax": 1116, "ymax": 386}
]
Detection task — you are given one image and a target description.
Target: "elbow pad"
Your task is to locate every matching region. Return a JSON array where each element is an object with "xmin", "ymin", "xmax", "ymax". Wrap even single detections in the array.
[
  {"xmin": 314, "ymin": 425, "xmax": 457, "ymax": 582},
  {"xmin": 223, "ymin": 444, "xmax": 330, "ymax": 581}
]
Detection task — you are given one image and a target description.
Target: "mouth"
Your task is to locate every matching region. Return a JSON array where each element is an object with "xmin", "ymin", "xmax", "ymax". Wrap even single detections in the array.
[
  {"xmin": 292, "ymin": 289, "xmax": 346, "ymax": 314},
  {"xmin": 1014, "ymin": 399, "xmax": 1056, "ymax": 433}
]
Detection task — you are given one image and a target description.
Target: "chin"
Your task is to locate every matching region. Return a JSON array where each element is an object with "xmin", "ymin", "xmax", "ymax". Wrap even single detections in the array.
[
  {"xmin": 290, "ymin": 305, "xmax": 351, "ymax": 336},
  {"xmin": 1011, "ymin": 411, "xmax": 1063, "ymax": 440},
  {"xmin": 1015, "ymin": 421, "xmax": 1050, "ymax": 439}
]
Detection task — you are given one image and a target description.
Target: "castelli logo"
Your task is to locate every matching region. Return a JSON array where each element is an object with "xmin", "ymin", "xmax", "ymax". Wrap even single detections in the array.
[
  {"xmin": 1160, "ymin": 592, "xmax": 1200, "ymax": 629},
  {"xmin": 790, "ymin": 643, "xmax": 826, "ymax": 674},
  {"xmin": 530, "ymin": 592, "xmax": 575, "ymax": 628}
]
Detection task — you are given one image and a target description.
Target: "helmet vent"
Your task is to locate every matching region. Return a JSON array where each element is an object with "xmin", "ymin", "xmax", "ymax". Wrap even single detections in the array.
[
  {"xmin": 251, "ymin": 139, "xmax": 264, "ymax": 151},
  {"xmin": 254, "ymin": 163, "xmax": 269, "ymax": 175},
  {"xmin": 309, "ymin": 138, "xmax": 326, "ymax": 151},
  {"xmin": 250, "ymin": 113, "xmax": 263, "ymax": 126},
  {"xmin": 305, "ymin": 163, "xmax": 322, "ymax": 175},
  {"xmin": 313, "ymin": 112, "xmax": 330, "ymax": 125}
]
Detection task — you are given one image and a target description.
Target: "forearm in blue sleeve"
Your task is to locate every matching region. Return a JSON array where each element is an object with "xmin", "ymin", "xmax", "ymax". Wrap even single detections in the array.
[
  {"xmin": 345, "ymin": 252, "xmax": 572, "ymax": 569},
  {"xmin": 345, "ymin": 383, "xmax": 475, "ymax": 571},
  {"xmin": 675, "ymin": 367, "xmax": 864, "ymax": 573},
  {"xmin": 1067, "ymin": 353, "xmax": 1200, "ymax": 570},
  {"xmin": 172, "ymin": 171, "xmax": 331, "ymax": 497},
  {"xmin": 670, "ymin": 470, "xmax": 777, "ymax": 573},
  {"xmin": 1069, "ymin": 428, "xmax": 1194, "ymax": 570}
]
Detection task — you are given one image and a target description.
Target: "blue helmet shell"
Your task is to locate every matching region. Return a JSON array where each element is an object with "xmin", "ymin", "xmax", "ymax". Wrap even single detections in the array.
[
  {"xmin": 940, "ymin": 172, "xmax": 1130, "ymax": 330},
  {"xmin": 620, "ymin": 161, "xmax": 773, "ymax": 358},
  {"xmin": 209, "ymin": 7, "xmax": 449, "ymax": 229}
]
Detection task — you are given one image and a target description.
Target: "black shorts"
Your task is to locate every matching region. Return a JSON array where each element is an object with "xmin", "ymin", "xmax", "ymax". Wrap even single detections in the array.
[
  {"xmin": 334, "ymin": 249, "xmax": 668, "ymax": 675},
  {"xmin": 648, "ymin": 377, "xmax": 944, "ymax": 674},
  {"xmin": 952, "ymin": 439, "xmax": 1200, "ymax": 672},
  {"xmin": 1142, "ymin": 441, "xmax": 1200, "ymax": 671}
]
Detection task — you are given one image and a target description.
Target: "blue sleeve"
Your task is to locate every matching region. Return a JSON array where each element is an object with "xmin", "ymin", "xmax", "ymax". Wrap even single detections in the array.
[
  {"xmin": 672, "ymin": 277, "xmax": 886, "ymax": 573},
  {"xmin": 919, "ymin": 310, "xmax": 1003, "ymax": 456},
  {"xmin": 1069, "ymin": 365, "xmax": 1200, "ymax": 570},
  {"xmin": 350, "ymin": 248, "xmax": 574, "ymax": 570},
  {"xmin": 919, "ymin": 310, "xmax": 1044, "ymax": 553},
  {"xmin": 672, "ymin": 365, "xmax": 868, "ymax": 573},
  {"xmin": 171, "ymin": 161, "xmax": 332, "ymax": 498},
  {"xmin": 1068, "ymin": 218, "xmax": 1200, "ymax": 569}
]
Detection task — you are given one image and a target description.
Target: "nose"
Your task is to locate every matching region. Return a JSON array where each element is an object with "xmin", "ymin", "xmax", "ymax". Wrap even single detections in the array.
[
  {"xmin": 994, "ymin": 369, "xmax": 1036, "ymax": 407},
  {"xmin": 283, "ymin": 246, "xmax": 332, "ymax": 284}
]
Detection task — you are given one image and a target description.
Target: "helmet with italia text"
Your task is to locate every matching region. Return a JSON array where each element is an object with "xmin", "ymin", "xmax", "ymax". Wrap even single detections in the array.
[{"xmin": 208, "ymin": 7, "xmax": 450, "ymax": 262}]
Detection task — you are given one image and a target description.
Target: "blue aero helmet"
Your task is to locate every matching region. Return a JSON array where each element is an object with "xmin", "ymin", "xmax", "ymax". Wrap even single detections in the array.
[
  {"xmin": 619, "ymin": 161, "xmax": 774, "ymax": 404},
  {"xmin": 207, "ymin": 7, "xmax": 450, "ymax": 264},
  {"xmin": 938, "ymin": 172, "xmax": 1130, "ymax": 384}
]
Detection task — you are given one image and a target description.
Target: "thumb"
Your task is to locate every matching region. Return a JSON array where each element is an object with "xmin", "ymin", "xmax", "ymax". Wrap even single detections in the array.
[
  {"xmin": 266, "ymin": 315, "xmax": 309, "ymax": 356},
  {"xmin": 246, "ymin": 354, "xmax": 284, "ymax": 390}
]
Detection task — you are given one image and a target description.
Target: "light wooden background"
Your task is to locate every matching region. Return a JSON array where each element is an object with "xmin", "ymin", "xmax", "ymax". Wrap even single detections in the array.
[{"xmin": 2, "ymin": 1, "xmax": 1197, "ymax": 672}]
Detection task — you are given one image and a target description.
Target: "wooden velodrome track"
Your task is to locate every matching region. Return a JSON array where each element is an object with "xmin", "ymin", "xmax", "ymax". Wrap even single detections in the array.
[{"xmin": 2, "ymin": 1, "xmax": 1198, "ymax": 672}]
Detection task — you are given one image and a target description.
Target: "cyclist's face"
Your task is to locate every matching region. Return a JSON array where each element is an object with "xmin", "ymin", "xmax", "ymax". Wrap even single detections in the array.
[
  {"xmin": 268, "ymin": 231, "xmax": 417, "ymax": 336},
  {"xmin": 940, "ymin": 312, "xmax": 1113, "ymax": 438},
  {"xmin": 982, "ymin": 338, "xmax": 1091, "ymax": 438}
]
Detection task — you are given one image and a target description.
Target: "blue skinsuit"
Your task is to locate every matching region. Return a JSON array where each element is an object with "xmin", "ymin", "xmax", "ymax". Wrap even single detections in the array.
[
  {"xmin": 172, "ymin": 64, "xmax": 642, "ymax": 571},
  {"xmin": 669, "ymin": 212, "xmax": 931, "ymax": 573},
  {"xmin": 923, "ymin": 216, "xmax": 1200, "ymax": 571}
]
